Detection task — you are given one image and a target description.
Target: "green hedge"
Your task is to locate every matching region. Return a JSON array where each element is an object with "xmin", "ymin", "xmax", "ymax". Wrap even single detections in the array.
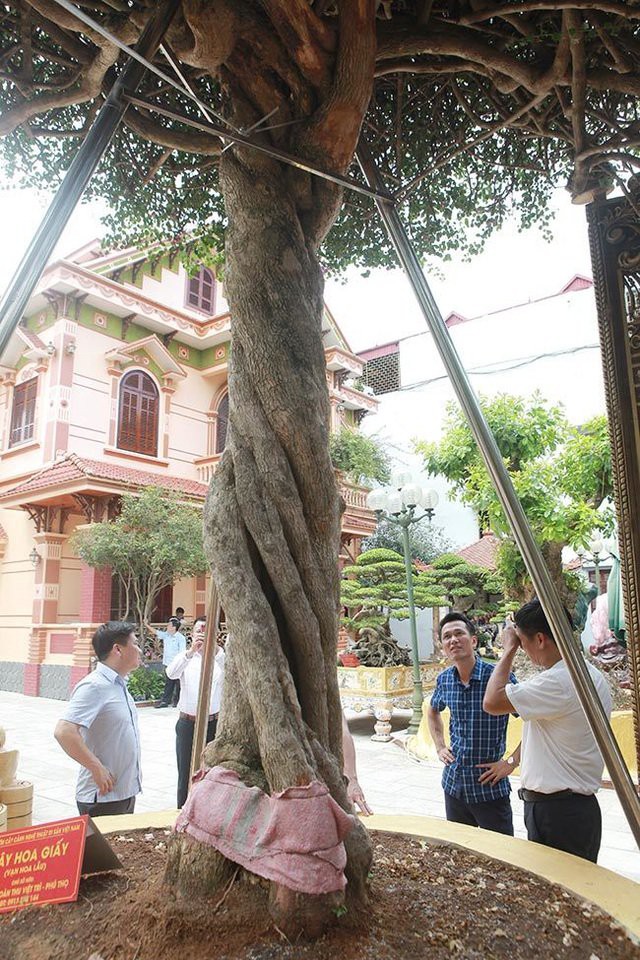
[{"xmin": 127, "ymin": 666, "xmax": 165, "ymax": 702}]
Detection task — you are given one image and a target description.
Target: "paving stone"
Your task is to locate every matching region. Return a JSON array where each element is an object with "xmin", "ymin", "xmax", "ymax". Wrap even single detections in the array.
[{"xmin": 1, "ymin": 692, "xmax": 637, "ymax": 882}]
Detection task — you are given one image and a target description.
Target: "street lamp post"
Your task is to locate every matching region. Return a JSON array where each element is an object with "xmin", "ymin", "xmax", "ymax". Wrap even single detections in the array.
[
  {"xmin": 366, "ymin": 479, "xmax": 439, "ymax": 736},
  {"xmin": 576, "ymin": 534, "xmax": 606, "ymax": 596}
]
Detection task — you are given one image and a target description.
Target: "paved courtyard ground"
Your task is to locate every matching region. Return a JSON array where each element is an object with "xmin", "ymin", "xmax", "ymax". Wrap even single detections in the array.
[{"xmin": 2, "ymin": 690, "xmax": 638, "ymax": 883}]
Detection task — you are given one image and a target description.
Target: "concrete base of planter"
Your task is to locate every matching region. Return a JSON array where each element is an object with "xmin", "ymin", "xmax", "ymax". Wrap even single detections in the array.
[{"xmin": 338, "ymin": 664, "xmax": 442, "ymax": 741}]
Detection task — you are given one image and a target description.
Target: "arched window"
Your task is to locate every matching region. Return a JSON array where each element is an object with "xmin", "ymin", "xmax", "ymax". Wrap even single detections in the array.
[
  {"xmin": 186, "ymin": 266, "xmax": 216, "ymax": 314},
  {"xmin": 117, "ymin": 370, "xmax": 159, "ymax": 456},
  {"xmin": 215, "ymin": 392, "xmax": 229, "ymax": 454},
  {"xmin": 9, "ymin": 377, "xmax": 37, "ymax": 447}
]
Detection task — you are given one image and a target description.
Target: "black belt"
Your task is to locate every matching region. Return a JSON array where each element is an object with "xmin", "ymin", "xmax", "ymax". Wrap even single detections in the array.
[
  {"xmin": 518, "ymin": 788, "xmax": 591, "ymax": 802},
  {"xmin": 179, "ymin": 712, "xmax": 218, "ymax": 722}
]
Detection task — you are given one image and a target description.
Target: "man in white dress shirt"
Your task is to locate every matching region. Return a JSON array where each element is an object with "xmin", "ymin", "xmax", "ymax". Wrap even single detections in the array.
[
  {"xmin": 484, "ymin": 599, "xmax": 612, "ymax": 862},
  {"xmin": 166, "ymin": 616, "xmax": 225, "ymax": 807}
]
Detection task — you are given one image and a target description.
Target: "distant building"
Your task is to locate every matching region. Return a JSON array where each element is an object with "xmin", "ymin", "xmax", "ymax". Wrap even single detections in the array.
[
  {"xmin": 0, "ymin": 242, "xmax": 377, "ymax": 698},
  {"xmin": 358, "ymin": 274, "xmax": 604, "ymax": 549}
]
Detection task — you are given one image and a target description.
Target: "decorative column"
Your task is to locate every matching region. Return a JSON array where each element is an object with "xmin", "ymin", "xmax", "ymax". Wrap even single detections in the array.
[
  {"xmin": 69, "ymin": 628, "xmax": 96, "ymax": 692},
  {"xmin": 195, "ymin": 575, "xmax": 207, "ymax": 617},
  {"xmin": 206, "ymin": 410, "xmax": 217, "ymax": 456},
  {"xmin": 329, "ymin": 396, "xmax": 341, "ymax": 433},
  {"xmin": 79, "ymin": 562, "xmax": 112, "ymax": 623},
  {"xmin": 106, "ymin": 360, "xmax": 124, "ymax": 446},
  {"xmin": 31, "ymin": 532, "xmax": 67, "ymax": 625},
  {"xmin": 0, "ymin": 370, "xmax": 16, "ymax": 452},
  {"xmin": 24, "ymin": 532, "xmax": 67, "ymax": 696},
  {"xmin": 588, "ymin": 190, "xmax": 640, "ymax": 772},
  {"xmin": 161, "ymin": 375, "xmax": 176, "ymax": 458},
  {"xmin": 43, "ymin": 318, "xmax": 77, "ymax": 462}
]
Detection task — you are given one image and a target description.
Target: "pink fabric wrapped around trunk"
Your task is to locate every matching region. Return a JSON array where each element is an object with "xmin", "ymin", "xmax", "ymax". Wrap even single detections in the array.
[{"xmin": 175, "ymin": 766, "xmax": 355, "ymax": 894}]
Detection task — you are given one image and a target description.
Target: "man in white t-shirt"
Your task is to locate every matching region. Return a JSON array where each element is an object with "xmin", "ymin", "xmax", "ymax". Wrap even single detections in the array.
[{"xmin": 484, "ymin": 599, "xmax": 612, "ymax": 863}]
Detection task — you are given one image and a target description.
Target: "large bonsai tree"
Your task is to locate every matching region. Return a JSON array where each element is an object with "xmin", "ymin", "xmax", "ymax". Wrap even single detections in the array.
[
  {"xmin": 1, "ymin": 1, "xmax": 638, "ymax": 937},
  {"xmin": 341, "ymin": 546, "xmax": 445, "ymax": 632}
]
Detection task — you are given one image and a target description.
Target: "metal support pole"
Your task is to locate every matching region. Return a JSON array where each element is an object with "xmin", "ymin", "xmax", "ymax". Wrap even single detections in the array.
[
  {"xmin": 0, "ymin": 0, "xmax": 181, "ymax": 358},
  {"xmin": 189, "ymin": 581, "xmax": 221, "ymax": 785},
  {"xmin": 123, "ymin": 95, "xmax": 394, "ymax": 204},
  {"xmin": 401, "ymin": 520, "xmax": 424, "ymax": 735},
  {"xmin": 357, "ymin": 143, "xmax": 640, "ymax": 848},
  {"xmin": 594, "ymin": 555, "xmax": 601, "ymax": 596}
]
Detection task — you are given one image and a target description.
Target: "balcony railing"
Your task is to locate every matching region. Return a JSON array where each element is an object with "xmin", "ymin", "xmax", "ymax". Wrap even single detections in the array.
[
  {"xmin": 338, "ymin": 479, "xmax": 369, "ymax": 509},
  {"xmin": 194, "ymin": 453, "xmax": 222, "ymax": 483},
  {"xmin": 195, "ymin": 457, "xmax": 371, "ymax": 512}
]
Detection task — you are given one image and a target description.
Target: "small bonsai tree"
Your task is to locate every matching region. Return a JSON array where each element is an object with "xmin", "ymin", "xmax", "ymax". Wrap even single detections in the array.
[
  {"xmin": 419, "ymin": 554, "xmax": 503, "ymax": 615},
  {"xmin": 418, "ymin": 554, "xmax": 505, "ymax": 658}
]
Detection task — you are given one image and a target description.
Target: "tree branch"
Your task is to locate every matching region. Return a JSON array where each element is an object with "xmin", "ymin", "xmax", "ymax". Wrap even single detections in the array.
[
  {"xmin": 0, "ymin": 39, "xmax": 120, "ymax": 135},
  {"xmin": 301, "ymin": 0, "xmax": 377, "ymax": 173},
  {"xmin": 122, "ymin": 104, "xmax": 222, "ymax": 155},
  {"xmin": 260, "ymin": 0, "xmax": 335, "ymax": 90},
  {"xmin": 459, "ymin": 1, "xmax": 640, "ymax": 26}
]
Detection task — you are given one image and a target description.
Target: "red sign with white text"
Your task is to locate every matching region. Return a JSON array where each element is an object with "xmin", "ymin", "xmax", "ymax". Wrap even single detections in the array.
[{"xmin": 0, "ymin": 816, "xmax": 87, "ymax": 913}]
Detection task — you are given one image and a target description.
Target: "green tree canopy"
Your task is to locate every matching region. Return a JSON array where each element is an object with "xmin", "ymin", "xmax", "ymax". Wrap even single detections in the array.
[
  {"xmin": 418, "ymin": 553, "xmax": 503, "ymax": 616},
  {"xmin": 72, "ymin": 486, "xmax": 208, "ymax": 633},
  {"xmin": 415, "ymin": 396, "xmax": 614, "ymax": 599},
  {"xmin": 329, "ymin": 428, "xmax": 390, "ymax": 485},
  {"xmin": 1, "ymin": 5, "xmax": 638, "ymax": 272}
]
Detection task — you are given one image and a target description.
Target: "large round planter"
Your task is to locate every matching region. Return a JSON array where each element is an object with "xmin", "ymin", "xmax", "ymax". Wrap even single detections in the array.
[{"xmin": 93, "ymin": 809, "xmax": 640, "ymax": 941}]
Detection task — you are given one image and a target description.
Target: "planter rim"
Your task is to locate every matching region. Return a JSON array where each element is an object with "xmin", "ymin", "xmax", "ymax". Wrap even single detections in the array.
[{"xmin": 90, "ymin": 810, "xmax": 639, "ymax": 940}]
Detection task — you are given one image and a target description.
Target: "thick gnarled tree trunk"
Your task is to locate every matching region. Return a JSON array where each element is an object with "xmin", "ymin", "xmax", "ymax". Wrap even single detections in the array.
[{"xmin": 166, "ymin": 12, "xmax": 376, "ymax": 924}]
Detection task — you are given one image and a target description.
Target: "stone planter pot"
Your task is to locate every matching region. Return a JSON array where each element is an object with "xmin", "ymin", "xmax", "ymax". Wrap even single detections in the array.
[
  {"xmin": 0, "ymin": 780, "xmax": 33, "ymax": 830},
  {"xmin": 337, "ymin": 663, "xmax": 442, "ymax": 741}
]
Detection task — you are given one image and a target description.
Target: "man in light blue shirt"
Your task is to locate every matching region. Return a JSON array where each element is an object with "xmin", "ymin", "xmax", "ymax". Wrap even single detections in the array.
[
  {"xmin": 54, "ymin": 621, "xmax": 142, "ymax": 817},
  {"xmin": 146, "ymin": 616, "xmax": 186, "ymax": 707}
]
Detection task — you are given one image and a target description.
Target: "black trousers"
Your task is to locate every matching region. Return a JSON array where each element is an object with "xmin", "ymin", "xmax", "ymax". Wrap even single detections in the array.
[
  {"xmin": 523, "ymin": 793, "xmax": 601, "ymax": 862},
  {"xmin": 176, "ymin": 715, "xmax": 217, "ymax": 809},
  {"xmin": 445, "ymin": 792, "xmax": 514, "ymax": 836},
  {"xmin": 77, "ymin": 795, "xmax": 136, "ymax": 817},
  {"xmin": 161, "ymin": 672, "xmax": 180, "ymax": 706}
]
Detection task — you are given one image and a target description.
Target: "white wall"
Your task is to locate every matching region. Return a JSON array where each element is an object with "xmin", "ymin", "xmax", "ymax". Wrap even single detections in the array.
[{"xmin": 360, "ymin": 286, "xmax": 604, "ymax": 549}]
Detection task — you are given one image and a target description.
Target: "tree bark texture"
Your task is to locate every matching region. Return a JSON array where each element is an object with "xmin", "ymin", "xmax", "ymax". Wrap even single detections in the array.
[{"xmin": 167, "ymin": 2, "xmax": 377, "ymax": 937}]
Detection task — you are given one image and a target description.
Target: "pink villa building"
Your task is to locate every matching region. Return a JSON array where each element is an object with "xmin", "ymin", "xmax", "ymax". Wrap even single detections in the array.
[{"xmin": 0, "ymin": 242, "xmax": 377, "ymax": 699}]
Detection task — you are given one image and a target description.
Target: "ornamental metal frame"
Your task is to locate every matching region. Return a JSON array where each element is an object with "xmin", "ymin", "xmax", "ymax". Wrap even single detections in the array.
[
  {"xmin": 0, "ymin": 0, "xmax": 638, "ymax": 846},
  {"xmin": 588, "ymin": 190, "xmax": 640, "ymax": 773}
]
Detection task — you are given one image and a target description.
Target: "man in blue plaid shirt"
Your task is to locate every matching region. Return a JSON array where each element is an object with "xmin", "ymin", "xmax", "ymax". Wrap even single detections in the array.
[{"xmin": 427, "ymin": 612, "xmax": 520, "ymax": 835}]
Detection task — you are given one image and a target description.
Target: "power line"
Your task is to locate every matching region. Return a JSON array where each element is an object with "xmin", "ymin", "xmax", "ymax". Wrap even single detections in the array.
[{"xmin": 398, "ymin": 342, "xmax": 600, "ymax": 394}]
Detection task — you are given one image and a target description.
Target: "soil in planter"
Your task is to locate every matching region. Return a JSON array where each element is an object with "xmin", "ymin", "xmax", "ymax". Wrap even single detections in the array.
[{"xmin": 1, "ymin": 829, "xmax": 637, "ymax": 960}]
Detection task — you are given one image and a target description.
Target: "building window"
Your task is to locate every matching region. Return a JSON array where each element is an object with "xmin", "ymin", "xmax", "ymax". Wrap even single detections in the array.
[
  {"xmin": 215, "ymin": 392, "xmax": 229, "ymax": 454},
  {"xmin": 117, "ymin": 370, "xmax": 159, "ymax": 456},
  {"xmin": 9, "ymin": 377, "xmax": 38, "ymax": 447},
  {"xmin": 186, "ymin": 266, "xmax": 216, "ymax": 314}
]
